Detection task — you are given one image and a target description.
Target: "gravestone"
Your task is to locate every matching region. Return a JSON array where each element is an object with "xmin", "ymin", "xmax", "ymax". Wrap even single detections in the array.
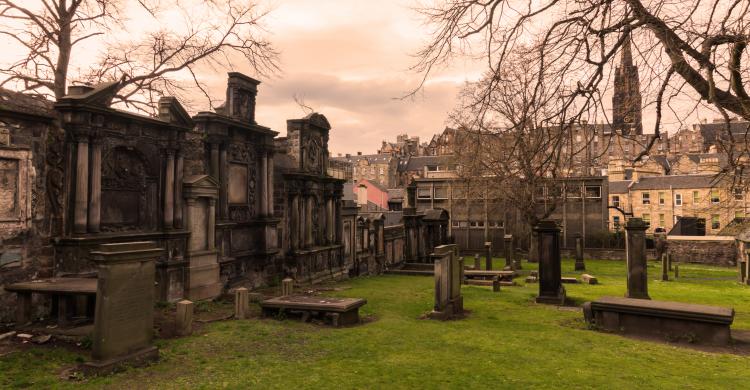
[
  {"xmin": 176, "ymin": 300, "xmax": 193, "ymax": 336},
  {"xmin": 503, "ymin": 235, "xmax": 514, "ymax": 271},
  {"xmin": 83, "ymin": 241, "xmax": 162, "ymax": 374},
  {"xmin": 674, "ymin": 264, "xmax": 680, "ymax": 279},
  {"xmin": 281, "ymin": 278, "xmax": 294, "ymax": 296},
  {"xmin": 534, "ymin": 221, "xmax": 566, "ymax": 305},
  {"xmin": 429, "ymin": 244, "xmax": 464, "ymax": 320},
  {"xmin": 581, "ymin": 274, "xmax": 598, "ymax": 284},
  {"xmin": 235, "ymin": 288, "xmax": 249, "ymax": 319},
  {"xmin": 625, "ymin": 218, "xmax": 650, "ymax": 299},
  {"xmin": 484, "ymin": 242, "xmax": 492, "ymax": 271},
  {"xmin": 574, "ymin": 234, "xmax": 585, "ymax": 271},
  {"xmin": 474, "ymin": 253, "xmax": 481, "ymax": 270},
  {"xmin": 661, "ymin": 254, "xmax": 669, "ymax": 282}
]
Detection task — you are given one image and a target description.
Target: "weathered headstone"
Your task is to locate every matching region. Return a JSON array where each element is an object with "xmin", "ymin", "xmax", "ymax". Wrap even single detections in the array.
[
  {"xmin": 175, "ymin": 300, "xmax": 193, "ymax": 336},
  {"xmin": 574, "ymin": 234, "xmax": 585, "ymax": 271},
  {"xmin": 83, "ymin": 241, "xmax": 162, "ymax": 374},
  {"xmin": 429, "ymin": 244, "xmax": 464, "ymax": 320},
  {"xmin": 674, "ymin": 264, "xmax": 680, "ymax": 279},
  {"xmin": 528, "ymin": 230, "xmax": 539, "ymax": 263},
  {"xmin": 661, "ymin": 253, "xmax": 669, "ymax": 282},
  {"xmin": 249, "ymin": 292, "xmax": 263, "ymax": 303},
  {"xmin": 503, "ymin": 235, "xmax": 514, "ymax": 271},
  {"xmin": 235, "ymin": 288, "xmax": 249, "ymax": 319},
  {"xmin": 281, "ymin": 278, "xmax": 294, "ymax": 297},
  {"xmin": 484, "ymin": 242, "xmax": 492, "ymax": 271},
  {"xmin": 535, "ymin": 221, "xmax": 566, "ymax": 305},
  {"xmin": 474, "ymin": 253, "xmax": 481, "ymax": 270},
  {"xmin": 625, "ymin": 218, "xmax": 650, "ymax": 299}
]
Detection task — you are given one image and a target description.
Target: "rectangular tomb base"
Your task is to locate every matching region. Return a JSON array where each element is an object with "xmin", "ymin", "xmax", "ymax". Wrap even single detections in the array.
[
  {"xmin": 81, "ymin": 346, "xmax": 159, "ymax": 376},
  {"xmin": 583, "ymin": 297, "xmax": 734, "ymax": 345},
  {"xmin": 260, "ymin": 295, "xmax": 366, "ymax": 327},
  {"xmin": 535, "ymin": 287, "xmax": 566, "ymax": 305}
]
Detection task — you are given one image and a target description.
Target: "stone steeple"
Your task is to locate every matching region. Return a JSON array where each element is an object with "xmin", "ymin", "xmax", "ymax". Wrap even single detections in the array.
[{"xmin": 612, "ymin": 33, "xmax": 643, "ymax": 135}]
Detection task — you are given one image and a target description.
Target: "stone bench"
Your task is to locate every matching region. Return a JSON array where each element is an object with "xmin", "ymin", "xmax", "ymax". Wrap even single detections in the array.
[
  {"xmin": 260, "ymin": 295, "xmax": 367, "ymax": 327},
  {"xmin": 464, "ymin": 270, "xmax": 516, "ymax": 282},
  {"xmin": 5, "ymin": 278, "xmax": 97, "ymax": 327},
  {"xmin": 583, "ymin": 296, "xmax": 734, "ymax": 345}
]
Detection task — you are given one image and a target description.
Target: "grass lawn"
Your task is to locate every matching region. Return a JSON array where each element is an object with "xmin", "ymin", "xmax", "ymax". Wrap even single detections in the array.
[{"xmin": 3, "ymin": 258, "xmax": 750, "ymax": 389}]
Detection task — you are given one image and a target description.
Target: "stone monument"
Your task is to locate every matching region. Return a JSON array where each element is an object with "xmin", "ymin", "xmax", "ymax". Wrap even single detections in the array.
[
  {"xmin": 574, "ymin": 234, "xmax": 585, "ymax": 271},
  {"xmin": 83, "ymin": 241, "xmax": 163, "ymax": 374},
  {"xmin": 484, "ymin": 242, "xmax": 492, "ymax": 271},
  {"xmin": 625, "ymin": 218, "xmax": 650, "ymax": 299},
  {"xmin": 661, "ymin": 254, "xmax": 669, "ymax": 282},
  {"xmin": 535, "ymin": 221, "xmax": 566, "ymax": 305},
  {"xmin": 503, "ymin": 235, "xmax": 514, "ymax": 271},
  {"xmin": 183, "ymin": 175, "xmax": 222, "ymax": 301},
  {"xmin": 429, "ymin": 244, "xmax": 464, "ymax": 320}
]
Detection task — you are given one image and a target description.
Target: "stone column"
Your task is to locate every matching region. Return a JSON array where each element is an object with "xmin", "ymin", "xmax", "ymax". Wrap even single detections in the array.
[
  {"xmin": 306, "ymin": 196, "xmax": 314, "ymax": 246},
  {"xmin": 535, "ymin": 220, "xmax": 566, "ymax": 305},
  {"xmin": 326, "ymin": 197, "xmax": 333, "ymax": 244},
  {"xmin": 210, "ymin": 143, "xmax": 219, "ymax": 179},
  {"xmin": 74, "ymin": 136, "xmax": 89, "ymax": 234},
  {"xmin": 87, "ymin": 138, "xmax": 102, "ymax": 233},
  {"xmin": 290, "ymin": 195, "xmax": 299, "ymax": 250},
  {"xmin": 503, "ymin": 234, "xmax": 513, "ymax": 270},
  {"xmin": 219, "ymin": 146, "xmax": 228, "ymax": 220},
  {"xmin": 335, "ymin": 197, "xmax": 343, "ymax": 244},
  {"xmin": 484, "ymin": 241, "xmax": 492, "ymax": 270},
  {"xmin": 174, "ymin": 153, "xmax": 184, "ymax": 229},
  {"xmin": 267, "ymin": 152, "xmax": 274, "ymax": 216},
  {"xmin": 661, "ymin": 253, "xmax": 669, "ymax": 281},
  {"xmin": 299, "ymin": 195, "xmax": 307, "ymax": 249},
  {"xmin": 164, "ymin": 150, "xmax": 175, "ymax": 228},
  {"xmin": 574, "ymin": 234, "xmax": 585, "ymax": 271},
  {"xmin": 260, "ymin": 153, "xmax": 269, "ymax": 217},
  {"xmin": 208, "ymin": 198, "xmax": 216, "ymax": 250},
  {"xmin": 625, "ymin": 218, "xmax": 650, "ymax": 299}
]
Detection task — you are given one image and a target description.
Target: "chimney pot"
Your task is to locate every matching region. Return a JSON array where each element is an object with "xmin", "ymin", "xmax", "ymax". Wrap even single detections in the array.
[{"xmin": 357, "ymin": 151, "xmax": 362, "ymax": 156}]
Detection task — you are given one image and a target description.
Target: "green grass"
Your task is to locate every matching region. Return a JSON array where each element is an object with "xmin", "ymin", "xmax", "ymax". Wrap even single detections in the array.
[{"xmin": 2, "ymin": 259, "xmax": 750, "ymax": 389}]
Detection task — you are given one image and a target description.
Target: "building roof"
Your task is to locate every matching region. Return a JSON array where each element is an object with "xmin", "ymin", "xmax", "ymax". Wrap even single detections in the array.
[
  {"xmin": 629, "ymin": 174, "xmax": 718, "ymax": 190},
  {"xmin": 387, "ymin": 188, "xmax": 404, "ymax": 201},
  {"xmin": 696, "ymin": 120, "xmax": 750, "ymax": 142},
  {"xmin": 331, "ymin": 153, "xmax": 394, "ymax": 165},
  {"xmin": 403, "ymin": 155, "xmax": 455, "ymax": 171},
  {"xmin": 0, "ymin": 88, "xmax": 54, "ymax": 118},
  {"xmin": 358, "ymin": 178, "xmax": 387, "ymax": 193},
  {"xmin": 608, "ymin": 180, "xmax": 632, "ymax": 194}
]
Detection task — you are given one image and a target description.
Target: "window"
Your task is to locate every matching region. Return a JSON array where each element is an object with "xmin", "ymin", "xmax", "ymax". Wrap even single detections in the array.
[
  {"xmin": 566, "ymin": 184, "xmax": 581, "ymax": 198},
  {"xmin": 612, "ymin": 195, "xmax": 620, "ymax": 208},
  {"xmin": 675, "ymin": 193, "xmax": 682, "ymax": 206},
  {"xmin": 735, "ymin": 188, "xmax": 744, "ymax": 201},
  {"xmin": 711, "ymin": 190, "xmax": 720, "ymax": 204},
  {"xmin": 613, "ymin": 216, "xmax": 621, "ymax": 228},
  {"xmin": 452, "ymin": 220, "xmax": 460, "ymax": 228},
  {"xmin": 658, "ymin": 192, "xmax": 665, "ymax": 205},
  {"xmin": 693, "ymin": 190, "xmax": 700, "ymax": 204},
  {"xmin": 711, "ymin": 214, "xmax": 720, "ymax": 230},
  {"xmin": 426, "ymin": 165, "xmax": 438, "ymax": 171},
  {"xmin": 585, "ymin": 185, "xmax": 601, "ymax": 199},
  {"xmin": 469, "ymin": 221, "xmax": 485, "ymax": 229},
  {"xmin": 379, "ymin": 167, "xmax": 384, "ymax": 175},
  {"xmin": 659, "ymin": 214, "xmax": 665, "ymax": 227},
  {"xmin": 417, "ymin": 187, "xmax": 431, "ymax": 199},
  {"xmin": 642, "ymin": 213, "xmax": 651, "ymax": 225},
  {"xmin": 433, "ymin": 186, "xmax": 448, "ymax": 199},
  {"xmin": 642, "ymin": 192, "xmax": 651, "ymax": 205}
]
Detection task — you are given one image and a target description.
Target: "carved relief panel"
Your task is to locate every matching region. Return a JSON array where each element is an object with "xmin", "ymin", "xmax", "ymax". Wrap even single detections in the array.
[
  {"xmin": 227, "ymin": 142, "xmax": 256, "ymax": 221},
  {"xmin": 101, "ymin": 146, "xmax": 157, "ymax": 231}
]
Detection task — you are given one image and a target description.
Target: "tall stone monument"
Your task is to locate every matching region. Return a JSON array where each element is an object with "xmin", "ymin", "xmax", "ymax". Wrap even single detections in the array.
[
  {"xmin": 429, "ymin": 244, "xmax": 464, "ymax": 320},
  {"xmin": 484, "ymin": 242, "xmax": 492, "ymax": 271},
  {"xmin": 625, "ymin": 218, "xmax": 650, "ymax": 299},
  {"xmin": 535, "ymin": 221, "xmax": 566, "ymax": 305},
  {"xmin": 84, "ymin": 241, "xmax": 163, "ymax": 374},
  {"xmin": 574, "ymin": 234, "xmax": 585, "ymax": 271},
  {"xmin": 503, "ymin": 235, "xmax": 514, "ymax": 271}
]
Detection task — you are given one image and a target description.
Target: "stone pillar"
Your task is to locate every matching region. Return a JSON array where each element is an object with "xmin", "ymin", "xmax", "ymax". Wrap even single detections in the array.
[
  {"xmin": 282, "ymin": 278, "xmax": 294, "ymax": 296},
  {"xmin": 484, "ymin": 242, "xmax": 492, "ymax": 270},
  {"xmin": 235, "ymin": 288, "xmax": 249, "ymax": 319},
  {"xmin": 175, "ymin": 300, "xmax": 193, "ymax": 336},
  {"xmin": 503, "ymin": 235, "xmax": 514, "ymax": 270},
  {"xmin": 299, "ymin": 195, "xmax": 307, "ymax": 249},
  {"xmin": 260, "ymin": 152, "xmax": 269, "ymax": 216},
  {"xmin": 174, "ymin": 153, "xmax": 184, "ymax": 229},
  {"xmin": 267, "ymin": 152, "xmax": 274, "ymax": 216},
  {"xmin": 164, "ymin": 150, "xmax": 175, "ymax": 228},
  {"xmin": 306, "ymin": 197, "xmax": 314, "ymax": 246},
  {"xmin": 208, "ymin": 198, "xmax": 216, "ymax": 250},
  {"xmin": 74, "ymin": 137, "xmax": 89, "ymax": 234},
  {"xmin": 326, "ymin": 197, "xmax": 333, "ymax": 244},
  {"xmin": 184, "ymin": 198, "xmax": 195, "ymax": 239},
  {"xmin": 219, "ymin": 146, "xmax": 228, "ymax": 220},
  {"xmin": 87, "ymin": 139, "xmax": 102, "ymax": 233},
  {"xmin": 574, "ymin": 234, "xmax": 585, "ymax": 271},
  {"xmin": 335, "ymin": 197, "xmax": 343, "ymax": 244},
  {"xmin": 290, "ymin": 195, "xmax": 299, "ymax": 250},
  {"xmin": 661, "ymin": 253, "xmax": 669, "ymax": 282},
  {"xmin": 535, "ymin": 220, "xmax": 566, "ymax": 305},
  {"xmin": 625, "ymin": 218, "xmax": 650, "ymax": 300},
  {"xmin": 474, "ymin": 253, "xmax": 481, "ymax": 270},
  {"xmin": 210, "ymin": 143, "xmax": 219, "ymax": 179}
]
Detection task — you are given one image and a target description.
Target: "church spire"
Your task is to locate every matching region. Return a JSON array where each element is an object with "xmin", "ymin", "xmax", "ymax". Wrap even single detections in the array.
[{"xmin": 612, "ymin": 32, "xmax": 642, "ymax": 135}]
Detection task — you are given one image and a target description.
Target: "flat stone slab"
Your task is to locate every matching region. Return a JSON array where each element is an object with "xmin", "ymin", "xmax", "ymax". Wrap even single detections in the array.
[
  {"xmin": 581, "ymin": 274, "xmax": 598, "ymax": 284},
  {"xmin": 260, "ymin": 295, "xmax": 367, "ymax": 327},
  {"xmin": 5, "ymin": 278, "xmax": 97, "ymax": 295},
  {"xmin": 584, "ymin": 296, "xmax": 735, "ymax": 345},
  {"xmin": 561, "ymin": 277, "xmax": 579, "ymax": 284}
]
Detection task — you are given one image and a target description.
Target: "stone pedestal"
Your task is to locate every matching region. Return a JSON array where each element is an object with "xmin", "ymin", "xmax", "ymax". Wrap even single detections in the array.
[
  {"xmin": 282, "ymin": 278, "xmax": 294, "ymax": 296},
  {"xmin": 484, "ymin": 242, "xmax": 492, "ymax": 271},
  {"xmin": 574, "ymin": 235, "xmax": 585, "ymax": 271},
  {"xmin": 429, "ymin": 244, "xmax": 464, "ymax": 320},
  {"xmin": 625, "ymin": 218, "xmax": 650, "ymax": 300},
  {"xmin": 83, "ymin": 241, "xmax": 163, "ymax": 374},
  {"xmin": 661, "ymin": 254, "xmax": 669, "ymax": 282},
  {"xmin": 235, "ymin": 288, "xmax": 249, "ymax": 319},
  {"xmin": 535, "ymin": 221, "xmax": 565, "ymax": 305},
  {"xmin": 503, "ymin": 235, "xmax": 515, "ymax": 271},
  {"xmin": 474, "ymin": 253, "xmax": 481, "ymax": 270},
  {"xmin": 176, "ymin": 300, "xmax": 193, "ymax": 336}
]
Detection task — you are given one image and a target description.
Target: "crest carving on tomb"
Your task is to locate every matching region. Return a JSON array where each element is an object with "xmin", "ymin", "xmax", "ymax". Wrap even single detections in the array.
[
  {"xmin": 303, "ymin": 135, "xmax": 323, "ymax": 173},
  {"xmin": 228, "ymin": 142, "xmax": 257, "ymax": 222}
]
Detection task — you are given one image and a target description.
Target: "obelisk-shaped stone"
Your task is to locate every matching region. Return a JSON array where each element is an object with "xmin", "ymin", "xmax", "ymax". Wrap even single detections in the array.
[{"xmin": 625, "ymin": 218, "xmax": 650, "ymax": 299}]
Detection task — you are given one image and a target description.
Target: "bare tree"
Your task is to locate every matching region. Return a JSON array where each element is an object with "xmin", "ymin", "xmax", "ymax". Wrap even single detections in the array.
[
  {"xmin": 414, "ymin": 0, "xmax": 750, "ymax": 164},
  {"xmin": 0, "ymin": 0, "xmax": 278, "ymax": 111}
]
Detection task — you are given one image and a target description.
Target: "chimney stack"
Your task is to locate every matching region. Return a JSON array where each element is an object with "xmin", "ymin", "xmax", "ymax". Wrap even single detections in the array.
[
  {"xmin": 357, "ymin": 151, "xmax": 362, "ymax": 156},
  {"xmin": 226, "ymin": 72, "xmax": 260, "ymax": 123}
]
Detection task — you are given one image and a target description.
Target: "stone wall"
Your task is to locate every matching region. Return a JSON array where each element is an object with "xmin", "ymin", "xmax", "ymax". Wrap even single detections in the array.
[{"xmin": 665, "ymin": 236, "xmax": 737, "ymax": 266}]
